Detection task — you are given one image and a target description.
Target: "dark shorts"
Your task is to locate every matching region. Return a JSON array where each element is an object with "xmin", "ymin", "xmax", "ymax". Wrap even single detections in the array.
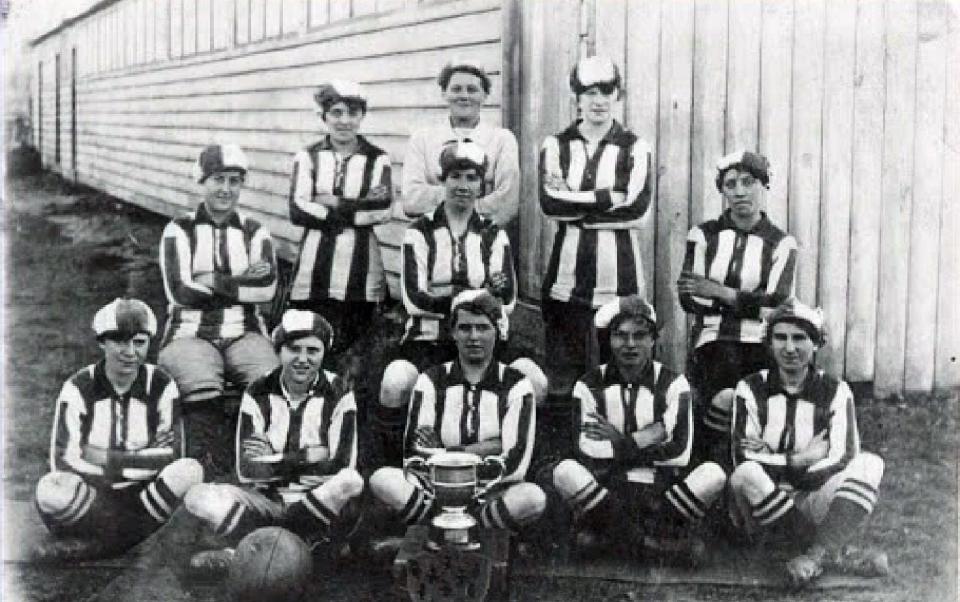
[
  {"xmin": 691, "ymin": 341, "xmax": 770, "ymax": 408},
  {"xmin": 394, "ymin": 339, "xmax": 458, "ymax": 373},
  {"xmin": 541, "ymin": 300, "xmax": 600, "ymax": 400}
]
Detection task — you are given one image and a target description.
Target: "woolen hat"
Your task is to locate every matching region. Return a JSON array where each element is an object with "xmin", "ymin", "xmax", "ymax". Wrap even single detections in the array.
[
  {"xmin": 594, "ymin": 295, "xmax": 658, "ymax": 331},
  {"xmin": 271, "ymin": 309, "xmax": 334, "ymax": 351},
  {"xmin": 92, "ymin": 298, "xmax": 157, "ymax": 338},
  {"xmin": 569, "ymin": 55, "xmax": 622, "ymax": 95},
  {"xmin": 194, "ymin": 143, "xmax": 248, "ymax": 184},
  {"xmin": 313, "ymin": 80, "xmax": 368, "ymax": 108},
  {"xmin": 764, "ymin": 298, "xmax": 826, "ymax": 347},
  {"xmin": 439, "ymin": 140, "xmax": 488, "ymax": 180},
  {"xmin": 715, "ymin": 150, "xmax": 770, "ymax": 190}
]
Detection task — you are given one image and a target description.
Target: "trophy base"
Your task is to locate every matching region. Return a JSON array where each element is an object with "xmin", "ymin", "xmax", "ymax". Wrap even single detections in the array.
[{"xmin": 427, "ymin": 511, "xmax": 480, "ymax": 551}]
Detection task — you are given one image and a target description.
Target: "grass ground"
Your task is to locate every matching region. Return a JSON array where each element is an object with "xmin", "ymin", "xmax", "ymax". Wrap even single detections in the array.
[{"xmin": 2, "ymin": 172, "xmax": 957, "ymax": 601}]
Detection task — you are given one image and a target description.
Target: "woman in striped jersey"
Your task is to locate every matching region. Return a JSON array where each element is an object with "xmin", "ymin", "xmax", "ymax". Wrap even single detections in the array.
[
  {"xmin": 369, "ymin": 291, "xmax": 545, "ymax": 534},
  {"xmin": 35, "ymin": 299, "xmax": 203, "ymax": 561},
  {"xmin": 729, "ymin": 300, "xmax": 888, "ymax": 587},
  {"xmin": 185, "ymin": 310, "xmax": 363, "ymax": 576},
  {"xmin": 539, "ymin": 55, "xmax": 654, "ymax": 407},
  {"xmin": 287, "ymin": 80, "xmax": 393, "ymax": 359},
  {"xmin": 544, "ymin": 296, "xmax": 725, "ymax": 563},
  {"xmin": 374, "ymin": 141, "xmax": 545, "ymax": 465},
  {"xmin": 678, "ymin": 150, "xmax": 797, "ymax": 465}
]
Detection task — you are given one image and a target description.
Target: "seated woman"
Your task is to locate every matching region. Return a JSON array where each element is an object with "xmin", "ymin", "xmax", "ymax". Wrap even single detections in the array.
[
  {"xmin": 368, "ymin": 291, "xmax": 545, "ymax": 534},
  {"xmin": 35, "ymin": 298, "xmax": 203, "ymax": 561},
  {"xmin": 373, "ymin": 141, "xmax": 545, "ymax": 465}
]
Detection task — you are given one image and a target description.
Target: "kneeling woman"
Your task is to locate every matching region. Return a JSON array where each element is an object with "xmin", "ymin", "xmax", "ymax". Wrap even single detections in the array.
[{"xmin": 373, "ymin": 141, "xmax": 545, "ymax": 464}]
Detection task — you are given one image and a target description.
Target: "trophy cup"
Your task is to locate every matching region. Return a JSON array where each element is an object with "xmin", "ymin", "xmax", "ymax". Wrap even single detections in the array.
[{"xmin": 403, "ymin": 451, "xmax": 506, "ymax": 551}]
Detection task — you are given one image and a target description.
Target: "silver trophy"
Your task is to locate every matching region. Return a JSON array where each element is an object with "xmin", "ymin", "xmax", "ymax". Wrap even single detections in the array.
[{"xmin": 404, "ymin": 451, "xmax": 506, "ymax": 550}]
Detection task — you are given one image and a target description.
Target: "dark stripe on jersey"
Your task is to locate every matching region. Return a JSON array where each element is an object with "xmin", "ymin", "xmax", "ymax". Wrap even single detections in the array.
[
  {"xmin": 346, "ymin": 227, "xmax": 371, "ymax": 297},
  {"xmin": 723, "ymin": 233, "xmax": 744, "ymax": 289},
  {"xmin": 572, "ymin": 229, "xmax": 598, "ymax": 304},
  {"xmin": 502, "ymin": 393, "xmax": 533, "ymax": 476},
  {"xmin": 332, "ymin": 410, "xmax": 356, "ymax": 466},
  {"xmin": 615, "ymin": 230, "xmax": 638, "ymax": 295},
  {"xmin": 612, "ymin": 145, "xmax": 631, "ymax": 191},
  {"xmin": 312, "ymin": 230, "xmax": 336, "ymax": 294}
]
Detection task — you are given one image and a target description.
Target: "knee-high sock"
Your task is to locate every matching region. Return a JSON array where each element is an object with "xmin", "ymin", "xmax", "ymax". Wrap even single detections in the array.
[{"xmin": 814, "ymin": 454, "xmax": 883, "ymax": 549}]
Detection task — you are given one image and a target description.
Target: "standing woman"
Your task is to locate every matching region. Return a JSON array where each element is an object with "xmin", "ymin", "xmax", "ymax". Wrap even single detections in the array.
[
  {"xmin": 677, "ymin": 150, "xmax": 797, "ymax": 464},
  {"xmin": 402, "ymin": 62, "xmax": 519, "ymax": 229},
  {"xmin": 287, "ymin": 80, "xmax": 392, "ymax": 358},
  {"xmin": 539, "ymin": 55, "xmax": 654, "ymax": 407}
]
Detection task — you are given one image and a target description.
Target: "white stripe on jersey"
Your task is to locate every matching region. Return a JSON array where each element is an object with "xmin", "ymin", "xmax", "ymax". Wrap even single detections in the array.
[
  {"xmin": 193, "ymin": 224, "xmax": 215, "ymax": 273},
  {"xmin": 740, "ymin": 234, "xmax": 764, "ymax": 291},
  {"xmin": 316, "ymin": 150, "xmax": 337, "ymax": 194},
  {"xmin": 708, "ymin": 230, "xmax": 736, "ymax": 284},
  {"xmin": 293, "ymin": 231, "xmax": 322, "ymax": 297},
  {"xmin": 226, "ymin": 227, "xmax": 250, "ymax": 274}
]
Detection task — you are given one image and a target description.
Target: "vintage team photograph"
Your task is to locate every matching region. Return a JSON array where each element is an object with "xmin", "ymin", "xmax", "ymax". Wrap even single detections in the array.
[{"xmin": 2, "ymin": 0, "xmax": 957, "ymax": 600}]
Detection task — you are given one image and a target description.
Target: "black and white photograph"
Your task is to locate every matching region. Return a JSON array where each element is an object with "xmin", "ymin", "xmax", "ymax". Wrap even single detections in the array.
[{"xmin": 2, "ymin": 0, "xmax": 957, "ymax": 600}]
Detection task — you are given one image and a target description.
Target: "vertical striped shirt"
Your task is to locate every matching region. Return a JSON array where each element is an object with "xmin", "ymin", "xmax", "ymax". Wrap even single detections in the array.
[
  {"xmin": 731, "ymin": 369, "xmax": 859, "ymax": 489},
  {"xmin": 288, "ymin": 135, "xmax": 393, "ymax": 302},
  {"xmin": 575, "ymin": 360, "xmax": 693, "ymax": 469},
  {"xmin": 539, "ymin": 120, "xmax": 653, "ymax": 307},
  {"xmin": 680, "ymin": 210, "xmax": 797, "ymax": 349},
  {"xmin": 236, "ymin": 368, "xmax": 357, "ymax": 486},
  {"xmin": 51, "ymin": 362, "xmax": 179, "ymax": 486},
  {"xmin": 404, "ymin": 361, "xmax": 536, "ymax": 483},
  {"xmin": 401, "ymin": 207, "xmax": 515, "ymax": 343},
  {"xmin": 160, "ymin": 204, "xmax": 277, "ymax": 343}
]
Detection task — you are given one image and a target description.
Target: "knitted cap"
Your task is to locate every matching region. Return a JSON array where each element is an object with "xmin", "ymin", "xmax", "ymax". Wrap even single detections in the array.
[
  {"xmin": 715, "ymin": 150, "xmax": 771, "ymax": 190},
  {"xmin": 194, "ymin": 143, "xmax": 248, "ymax": 183},
  {"xmin": 439, "ymin": 140, "xmax": 488, "ymax": 180},
  {"xmin": 594, "ymin": 295, "xmax": 658, "ymax": 331},
  {"xmin": 313, "ymin": 80, "xmax": 368, "ymax": 109},
  {"xmin": 92, "ymin": 298, "xmax": 157, "ymax": 338},
  {"xmin": 272, "ymin": 309, "xmax": 334, "ymax": 351},
  {"xmin": 569, "ymin": 55, "xmax": 622, "ymax": 94},
  {"xmin": 764, "ymin": 298, "xmax": 826, "ymax": 346}
]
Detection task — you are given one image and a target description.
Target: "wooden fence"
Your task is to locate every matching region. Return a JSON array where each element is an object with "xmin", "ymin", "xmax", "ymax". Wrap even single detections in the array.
[{"xmin": 518, "ymin": 0, "xmax": 959, "ymax": 397}]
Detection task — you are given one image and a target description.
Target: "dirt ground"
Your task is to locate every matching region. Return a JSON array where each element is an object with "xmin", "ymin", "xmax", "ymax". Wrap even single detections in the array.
[{"xmin": 2, "ymin": 172, "xmax": 957, "ymax": 601}]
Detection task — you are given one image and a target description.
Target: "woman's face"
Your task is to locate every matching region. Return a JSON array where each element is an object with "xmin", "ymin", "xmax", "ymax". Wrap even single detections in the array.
[
  {"xmin": 321, "ymin": 101, "xmax": 364, "ymax": 145},
  {"xmin": 443, "ymin": 167, "xmax": 483, "ymax": 211},
  {"xmin": 443, "ymin": 72, "xmax": 487, "ymax": 124},
  {"xmin": 577, "ymin": 85, "xmax": 617, "ymax": 126},
  {"xmin": 720, "ymin": 167, "xmax": 762, "ymax": 221}
]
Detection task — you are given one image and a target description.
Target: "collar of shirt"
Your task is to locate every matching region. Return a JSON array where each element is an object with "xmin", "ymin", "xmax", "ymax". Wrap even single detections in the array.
[
  {"xmin": 447, "ymin": 359, "xmax": 502, "ymax": 391},
  {"xmin": 428, "ymin": 203, "xmax": 489, "ymax": 233},
  {"xmin": 766, "ymin": 367, "xmax": 825, "ymax": 403},
  {"xmin": 278, "ymin": 372, "xmax": 322, "ymax": 409},
  {"xmin": 601, "ymin": 360, "xmax": 656, "ymax": 390},
  {"xmin": 557, "ymin": 119, "xmax": 634, "ymax": 147},
  {"xmin": 315, "ymin": 134, "xmax": 377, "ymax": 157},
  {"xmin": 442, "ymin": 119, "xmax": 495, "ymax": 146},
  {"xmin": 718, "ymin": 209, "xmax": 775, "ymax": 236},
  {"xmin": 194, "ymin": 202, "xmax": 243, "ymax": 229},
  {"xmin": 92, "ymin": 359, "xmax": 145, "ymax": 402}
]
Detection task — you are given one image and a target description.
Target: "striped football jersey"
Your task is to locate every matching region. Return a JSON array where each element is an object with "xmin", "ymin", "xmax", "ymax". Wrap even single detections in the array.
[
  {"xmin": 731, "ymin": 368, "xmax": 860, "ymax": 489},
  {"xmin": 574, "ymin": 360, "xmax": 693, "ymax": 468},
  {"xmin": 404, "ymin": 361, "xmax": 536, "ymax": 483},
  {"xmin": 288, "ymin": 135, "xmax": 393, "ymax": 303},
  {"xmin": 680, "ymin": 211, "xmax": 797, "ymax": 349},
  {"xmin": 235, "ymin": 368, "xmax": 357, "ymax": 486},
  {"xmin": 401, "ymin": 208, "xmax": 515, "ymax": 343},
  {"xmin": 160, "ymin": 204, "xmax": 277, "ymax": 343},
  {"xmin": 539, "ymin": 120, "xmax": 653, "ymax": 307},
  {"xmin": 51, "ymin": 361, "xmax": 179, "ymax": 486}
]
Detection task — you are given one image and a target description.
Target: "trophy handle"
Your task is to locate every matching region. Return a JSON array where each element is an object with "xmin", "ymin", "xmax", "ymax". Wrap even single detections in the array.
[
  {"xmin": 402, "ymin": 457, "xmax": 432, "ymax": 494},
  {"xmin": 476, "ymin": 456, "xmax": 507, "ymax": 498}
]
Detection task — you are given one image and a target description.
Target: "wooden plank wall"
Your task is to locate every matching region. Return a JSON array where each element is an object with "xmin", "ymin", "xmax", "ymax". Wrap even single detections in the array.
[
  {"xmin": 31, "ymin": 0, "xmax": 504, "ymax": 297},
  {"xmin": 516, "ymin": 0, "xmax": 957, "ymax": 396}
]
